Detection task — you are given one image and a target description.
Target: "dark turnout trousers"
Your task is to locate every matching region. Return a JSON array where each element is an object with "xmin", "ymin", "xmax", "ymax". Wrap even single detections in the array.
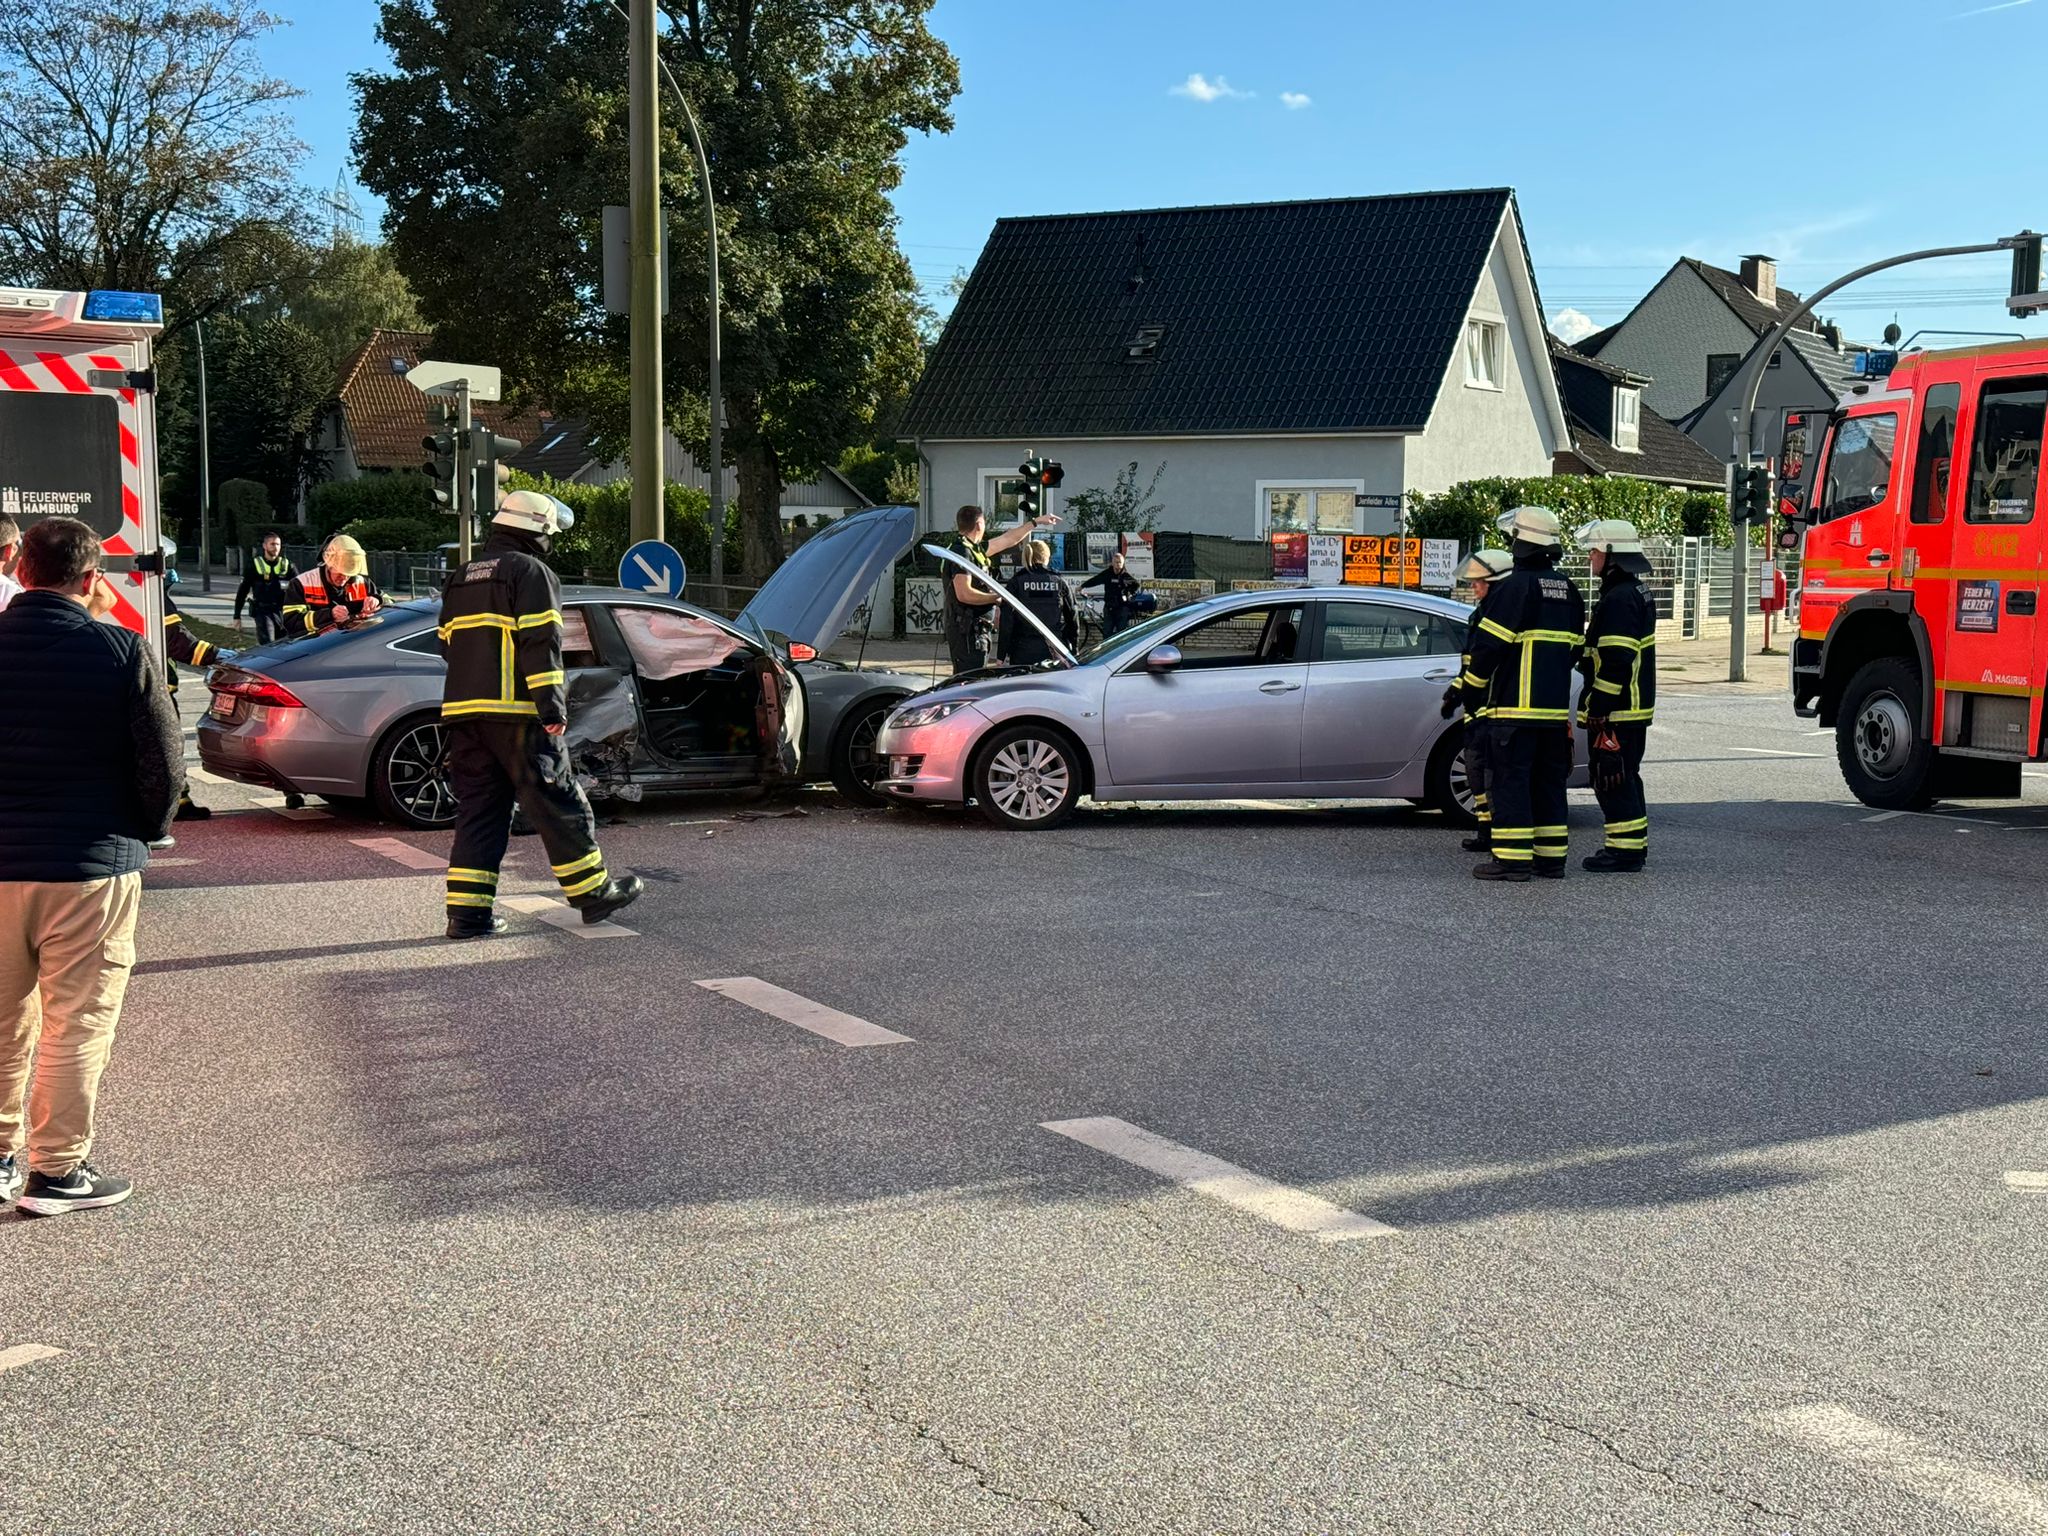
[
  {"xmin": 1593, "ymin": 721, "xmax": 1649, "ymax": 856},
  {"xmin": 444, "ymin": 720, "xmax": 612, "ymax": 918},
  {"xmin": 1489, "ymin": 726, "xmax": 1573, "ymax": 874}
]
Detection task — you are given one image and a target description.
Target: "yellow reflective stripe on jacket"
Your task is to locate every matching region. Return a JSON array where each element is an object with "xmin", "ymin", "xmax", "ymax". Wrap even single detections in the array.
[
  {"xmin": 1519, "ymin": 629, "xmax": 1585, "ymax": 645},
  {"xmin": 1592, "ymin": 678, "xmax": 1624, "ymax": 694},
  {"xmin": 1477, "ymin": 616, "xmax": 1516, "ymax": 642},
  {"xmin": 526, "ymin": 669, "xmax": 566, "ymax": 689},
  {"xmin": 1608, "ymin": 707, "xmax": 1653, "ymax": 722},
  {"xmin": 1492, "ymin": 706, "xmax": 1571, "ymax": 722},
  {"xmin": 518, "ymin": 609, "xmax": 562, "ymax": 629},
  {"xmin": 437, "ymin": 612, "xmax": 519, "ymax": 640},
  {"xmin": 1596, "ymin": 633, "xmax": 1653, "ymax": 649}
]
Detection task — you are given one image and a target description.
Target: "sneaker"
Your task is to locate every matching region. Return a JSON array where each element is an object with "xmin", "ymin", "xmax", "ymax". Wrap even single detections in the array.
[
  {"xmin": 1472, "ymin": 859, "xmax": 1531, "ymax": 883},
  {"xmin": 16, "ymin": 1162, "xmax": 132, "ymax": 1216},
  {"xmin": 1460, "ymin": 833, "xmax": 1491, "ymax": 853},
  {"xmin": 147, "ymin": 835, "xmax": 177, "ymax": 852},
  {"xmin": 1581, "ymin": 848, "xmax": 1646, "ymax": 874},
  {"xmin": 0, "ymin": 1155, "xmax": 23, "ymax": 1205},
  {"xmin": 446, "ymin": 914, "xmax": 509, "ymax": 941},
  {"xmin": 577, "ymin": 873, "xmax": 644, "ymax": 925}
]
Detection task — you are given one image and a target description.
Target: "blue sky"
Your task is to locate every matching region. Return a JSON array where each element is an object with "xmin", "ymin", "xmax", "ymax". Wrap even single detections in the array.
[{"xmin": 267, "ymin": 0, "xmax": 2048, "ymax": 345}]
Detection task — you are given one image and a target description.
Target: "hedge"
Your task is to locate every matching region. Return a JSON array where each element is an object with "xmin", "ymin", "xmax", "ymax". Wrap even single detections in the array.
[
  {"xmin": 505, "ymin": 472, "xmax": 743, "ymax": 583},
  {"xmin": 341, "ymin": 515, "xmax": 449, "ymax": 553},
  {"xmin": 1405, "ymin": 475, "xmax": 1736, "ymax": 553},
  {"xmin": 303, "ymin": 473, "xmax": 440, "ymax": 542}
]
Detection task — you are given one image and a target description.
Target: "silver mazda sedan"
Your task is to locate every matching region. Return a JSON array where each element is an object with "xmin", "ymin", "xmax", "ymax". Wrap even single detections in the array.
[{"xmin": 876, "ymin": 545, "xmax": 1587, "ymax": 830}]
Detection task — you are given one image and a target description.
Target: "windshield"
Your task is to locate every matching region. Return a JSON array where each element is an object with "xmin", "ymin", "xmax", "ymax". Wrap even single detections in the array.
[{"xmin": 1076, "ymin": 606, "xmax": 1186, "ymax": 664}]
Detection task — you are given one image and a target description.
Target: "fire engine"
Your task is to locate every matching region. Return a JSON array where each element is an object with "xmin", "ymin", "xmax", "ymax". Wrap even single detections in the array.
[
  {"xmin": 0, "ymin": 286, "xmax": 166, "ymax": 651},
  {"xmin": 1785, "ymin": 338, "xmax": 2048, "ymax": 807}
]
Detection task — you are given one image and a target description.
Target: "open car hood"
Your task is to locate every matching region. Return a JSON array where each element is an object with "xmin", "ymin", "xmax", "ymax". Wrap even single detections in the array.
[
  {"xmin": 739, "ymin": 503, "xmax": 916, "ymax": 652},
  {"xmin": 923, "ymin": 542, "xmax": 1079, "ymax": 668}
]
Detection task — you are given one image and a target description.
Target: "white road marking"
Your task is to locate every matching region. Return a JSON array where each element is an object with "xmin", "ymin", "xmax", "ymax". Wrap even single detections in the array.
[
  {"xmin": 695, "ymin": 977, "xmax": 911, "ymax": 1047},
  {"xmin": 1729, "ymin": 747, "xmax": 1824, "ymax": 758},
  {"xmin": 1862, "ymin": 810, "xmax": 1906, "ymax": 823},
  {"xmin": 350, "ymin": 836, "xmax": 445, "ymax": 871},
  {"xmin": 501, "ymin": 893, "xmax": 636, "ymax": 938},
  {"xmin": 0, "ymin": 1344, "xmax": 63, "ymax": 1375},
  {"xmin": 1040, "ymin": 1116, "xmax": 1396, "ymax": 1242},
  {"xmin": 251, "ymin": 794, "xmax": 331, "ymax": 821},
  {"xmin": 2006, "ymin": 1170, "xmax": 2048, "ymax": 1193},
  {"xmin": 186, "ymin": 766, "xmax": 232, "ymax": 785},
  {"xmin": 1831, "ymin": 803, "xmax": 2012, "ymax": 828},
  {"xmin": 1770, "ymin": 1403, "xmax": 2048, "ymax": 1532}
]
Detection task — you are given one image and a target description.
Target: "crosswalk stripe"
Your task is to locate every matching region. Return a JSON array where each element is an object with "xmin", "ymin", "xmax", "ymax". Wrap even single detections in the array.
[
  {"xmin": 2006, "ymin": 1170, "xmax": 2048, "ymax": 1193},
  {"xmin": 500, "ymin": 893, "xmax": 636, "ymax": 938},
  {"xmin": 1040, "ymin": 1116, "xmax": 1397, "ymax": 1242},
  {"xmin": 695, "ymin": 978, "xmax": 911, "ymax": 1047},
  {"xmin": 350, "ymin": 837, "xmax": 445, "ymax": 871},
  {"xmin": 0, "ymin": 1344, "xmax": 63, "ymax": 1375},
  {"xmin": 1770, "ymin": 1404, "xmax": 2048, "ymax": 1531}
]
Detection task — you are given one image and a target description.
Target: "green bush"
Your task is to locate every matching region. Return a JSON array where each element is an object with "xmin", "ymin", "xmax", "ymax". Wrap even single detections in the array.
[
  {"xmin": 218, "ymin": 479, "xmax": 273, "ymax": 550},
  {"xmin": 304, "ymin": 473, "xmax": 439, "ymax": 541},
  {"xmin": 1406, "ymin": 474, "xmax": 1752, "ymax": 554},
  {"xmin": 341, "ymin": 515, "xmax": 447, "ymax": 553},
  {"xmin": 508, "ymin": 472, "xmax": 742, "ymax": 585}
]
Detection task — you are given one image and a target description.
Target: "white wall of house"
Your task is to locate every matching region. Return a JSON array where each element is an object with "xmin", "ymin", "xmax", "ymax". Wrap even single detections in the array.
[
  {"xmin": 1595, "ymin": 265, "xmax": 1759, "ymax": 420},
  {"xmin": 1400, "ymin": 235, "xmax": 1562, "ymax": 496},
  {"xmin": 918, "ymin": 435, "xmax": 1410, "ymax": 541}
]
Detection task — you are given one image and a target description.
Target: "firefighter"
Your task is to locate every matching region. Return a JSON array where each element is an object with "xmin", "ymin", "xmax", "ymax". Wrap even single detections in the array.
[
  {"xmin": 161, "ymin": 589, "xmax": 231, "ymax": 822},
  {"xmin": 998, "ymin": 540, "xmax": 1078, "ymax": 666},
  {"xmin": 438, "ymin": 490, "xmax": 641, "ymax": 939},
  {"xmin": 1576, "ymin": 519, "xmax": 1656, "ymax": 872},
  {"xmin": 1444, "ymin": 547, "xmax": 1514, "ymax": 852},
  {"xmin": 281, "ymin": 535, "xmax": 382, "ymax": 637},
  {"xmin": 232, "ymin": 531, "xmax": 295, "ymax": 645},
  {"xmin": 942, "ymin": 504, "xmax": 1059, "ymax": 676},
  {"xmin": 1462, "ymin": 506, "xmax": 1586, "ymax": 882}
]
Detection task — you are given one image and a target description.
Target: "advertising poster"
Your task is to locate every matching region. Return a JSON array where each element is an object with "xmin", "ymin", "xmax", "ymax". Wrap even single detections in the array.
[
  {"xmin": 1085, "ymin": 532, "xmax": 1118, "ymax": 571},
  {"xmin": 1120, "ymin": 536, "xmax": 1155, "ymax": 579},
  {"xmin": 1307, "ymin": 534, "xmax": 1344, "ymax": 586},
  {"xmin": 1270, "ymin": 532, "xmax": 1309, "ymax": 581},
  {"xmin": 1342, "ymin": 536, "xmax": 1381, "ymax": 584},
  {"xmin": 1957, "ymin": 579, "xmax": 2000, "ymax": 633},
  {"xmin": 1420, "ymin": 539, "xmax": 1458, "ymax": 591},
  {"xmin": 1381, "ymin": 538, "xmax": 1423, "ymax": 588}
]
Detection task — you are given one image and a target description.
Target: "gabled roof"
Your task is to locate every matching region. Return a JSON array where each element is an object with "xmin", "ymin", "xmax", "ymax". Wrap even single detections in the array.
[
  {"xmin": 1680, "ymin": 257, "xmax": 1817, "ymax": 339},
  {"xmin": 330, "ymin": 329, "xmax": 542, "ymax": 471},
  {"xmin": 1575, "ymin": 321, "xmax": 1623, "ymax": 357},
  {"xmin": 1677, "ymin": 325, "xmax": 1861, "ymax": 438},
  {"xmin": 1550, "ymin": 339, "xmax": 1725, "ymax": 489},
  {"xmin": 900, "ymin": 188, "xmax": 1533, "ymax": 440},
  {"xmin": 508, "ymin": 416, "xmax": 601, "ymax": 482}
]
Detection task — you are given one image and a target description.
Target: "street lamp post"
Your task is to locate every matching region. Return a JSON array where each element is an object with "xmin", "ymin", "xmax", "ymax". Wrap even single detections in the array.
[
  {"xmin": 1725, "ymin": 238, "xmax": 2018, "ymax": 681},
  {"xmin": 627, "ymin": 0, "xmax": 665, "ymax": 547},
  {"xmin": 195, "ymin": 317, "xmax": 213, "ymax": 595}
]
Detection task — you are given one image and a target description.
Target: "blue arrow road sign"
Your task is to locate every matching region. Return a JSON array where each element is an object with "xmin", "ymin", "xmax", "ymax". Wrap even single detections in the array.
[{"xmin": 619, "ymin": 539, "xmax": 688, "ymax": 598}]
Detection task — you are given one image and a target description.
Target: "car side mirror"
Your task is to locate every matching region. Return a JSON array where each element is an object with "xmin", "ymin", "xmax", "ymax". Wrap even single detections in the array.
[{"xmin": 1144, "ymin": 643, "xmax": 1182, "ymax": 672}]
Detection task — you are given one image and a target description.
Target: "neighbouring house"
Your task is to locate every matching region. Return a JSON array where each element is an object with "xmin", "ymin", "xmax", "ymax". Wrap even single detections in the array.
[
  {"xmin": 1579, "ymin": 255, "xmax": 1859, "ymax": 466},
  {"xmin": 897, "ymin": 188, "xmax": 1571, "ymax": 541},
  {"xmin": 310, "ymin": 329, "xmax": 871, "ymax": 522},
  {"xmin": 1548, "ymin": 338, "xmax": 1726, "ymax": 491}
]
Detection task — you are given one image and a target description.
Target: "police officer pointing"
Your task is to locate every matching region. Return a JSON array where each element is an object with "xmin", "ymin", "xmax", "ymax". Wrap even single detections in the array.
[
  {"xmin": 1576, "ymin": 519, "xmax": 1657, "ymax": 872},
  {"xmin": 1462, "ymin": 506, "xmax": 1585, "ymax": 882},
  {"xmin": 439, "ymin": 490, "xmax": 641, "ymax": 939},
  {"xmin": 942, "ymin": 503, "xmax": 1060, "ymax": 676}
]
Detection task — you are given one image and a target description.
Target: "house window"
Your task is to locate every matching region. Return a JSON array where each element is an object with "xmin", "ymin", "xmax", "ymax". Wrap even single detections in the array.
[
  {"xmin": 1257, "ymin": 481, "xmax": 1365, "ymax": 536},
  {"xmin": 977, "ymin": 469, "xmax": 1029, "ymax": 525},
  {"xmin": 1464, "ymin": 319, "xmax": 1504, "ymax": 390},
  {"xmin": 1706, "ymin": 354, "xmax": 1741, "ymax": 399},
  {"xmin": 1612, "ymin": 387, "xmax": 1640, "ymax": 452}
]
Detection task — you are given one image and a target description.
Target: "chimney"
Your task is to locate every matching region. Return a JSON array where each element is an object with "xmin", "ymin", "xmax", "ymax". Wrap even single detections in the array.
[
  {"xmin": 1820, "ymin": 322, "xmax": 1843, "ymax": 352},
  {"xmin": 1740, "ymin": 254, "xmax": 1777, "ymax": 307}
]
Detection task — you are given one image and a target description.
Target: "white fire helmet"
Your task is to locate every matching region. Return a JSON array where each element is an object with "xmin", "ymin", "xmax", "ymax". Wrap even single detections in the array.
[
  {"xmin": 494, "ymin": 489, "xmax": 576, "ymax": 536},
  {"xmin": 1578, "ymin": 518, "xmax": 1644, "ymax": 555},
  {"xmin": 1457, "ymin": 548, "xmax": 1513, "ymax": 584},
  {"xmin": 1496, "ymin": 505, "xmax": 1561, "ymax": 547}
]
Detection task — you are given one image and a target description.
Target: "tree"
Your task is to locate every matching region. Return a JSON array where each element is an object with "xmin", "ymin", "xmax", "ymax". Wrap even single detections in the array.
[
  {"xmin": 205, "ymin": 314, "xmax": 333, "ymax": 512},
  {"xmin": 260, "ymin": 234, "xmax": 423, "ymax": 376},
  {"xmin": 0, "ymin": 0, "xmax": 308, "ymax": 322},
  {"xmin": 354, "ymin": 0, "xmax": 959, "ymax": 584},
  {"xmin": 1065, "ymin": 462, "xmax": 1166, "ymax": 535}
]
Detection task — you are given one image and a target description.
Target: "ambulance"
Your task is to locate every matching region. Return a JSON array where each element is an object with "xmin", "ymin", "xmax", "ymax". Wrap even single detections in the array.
[
  {"xmin": 0, "ymin": 286, "xmax": 167, "ymax": 650},
  {"xmin": 1784, "ymin": 339, "xmax": 2048, "ymax": 808}
]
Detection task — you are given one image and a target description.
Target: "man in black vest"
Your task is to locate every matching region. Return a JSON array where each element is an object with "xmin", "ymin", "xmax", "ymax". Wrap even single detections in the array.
[
  {"xmin": 942, "ymin": 504, "xmax": 1059, "ymax": 676},
  {"xmin": 0, "ymin": 517, "xmax": 184, "ymax": 1215},
  {"xmin": 233, "ymin": 531, "xmax": 296, "ymax": 645}
]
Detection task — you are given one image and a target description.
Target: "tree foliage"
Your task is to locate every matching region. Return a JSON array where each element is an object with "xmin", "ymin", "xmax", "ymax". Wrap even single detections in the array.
[
  {"xmin": 353, "ymin": 0, "xmax": 958, "ymax": 583},
  {"xmin": 1406, "ymin": 475, "xmax": 1735, "ymax": 554},
  {"xmin": 1066, "ymin": 462, "xmax": 1166, "ymax": 534},
  {"xmin": 0, "ymin": 0, "xmax": 307, "ymax": 320}
]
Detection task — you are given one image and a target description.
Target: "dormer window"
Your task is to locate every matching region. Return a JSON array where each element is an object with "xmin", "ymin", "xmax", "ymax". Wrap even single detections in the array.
[
  {"xmin": 1613, "ymin": 386, "xmax": 1640, "ymax": 452},
  {"xmin": 1126, "ymin": 323, "xmax": 1166, "ymax": 361}
]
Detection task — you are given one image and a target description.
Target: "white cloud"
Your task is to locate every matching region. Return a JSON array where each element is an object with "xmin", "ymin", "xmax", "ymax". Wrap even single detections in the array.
[
  {"xmin": 1280, "ymin": 91, "xmax": 1312, "ymax": 110},
  {"xmin": 1170, "ymin": 73, "xmax": 1250, "ymax": 103},
  {"xmin": 1550, "ymin": 308, "xmax": 1600, "ymax": 345}
]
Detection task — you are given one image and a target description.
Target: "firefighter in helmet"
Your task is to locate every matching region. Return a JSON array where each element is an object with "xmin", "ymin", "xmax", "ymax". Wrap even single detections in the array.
[
  {"xmin": 438, "ymin": 490, "xmax": 641, "ymax": 939},
  {"xmin": 1576, "ymin": 519, "xmax": 1656, "ymax": 872},
  {"xmin": 1444, "ymin": 547, "xmax": 1513, "ymax": 852},
  {"xmin": 1461, "ymin": 506, "xmax": 1586, "ymax": 882},
  {"xmin": 281, "ymin": 535, "xmax": 382, "ymax": 637}
]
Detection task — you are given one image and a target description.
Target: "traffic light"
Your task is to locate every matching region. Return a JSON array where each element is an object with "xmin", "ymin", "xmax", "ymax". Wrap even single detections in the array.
[
  {"xmin": 470, "ymin": 427, "xmax": 521, "ymax": 514},
  {"xmin": 2008, "ymin": 231, "xmax": 2044, "ymax": 317},
  {"xmin": 1731, "ymin": 465, "xmax": 1772, "ymax": 526},
  {"xmin": 423, "ymin": 411, "xmax": 459, "ymax": 509},
  {"xmin": 1018, "ymin": 457, "xmax": 1042, "ymax": 520},
  {"xmin": 1039, "ymin": 460, "xmax": 1064, "ymax": 490}
]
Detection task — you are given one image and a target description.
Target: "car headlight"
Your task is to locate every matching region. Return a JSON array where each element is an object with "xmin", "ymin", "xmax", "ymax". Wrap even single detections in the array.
[{"xmin": 889, "ymin": 699, "xmax": 976, "ymax": 729}]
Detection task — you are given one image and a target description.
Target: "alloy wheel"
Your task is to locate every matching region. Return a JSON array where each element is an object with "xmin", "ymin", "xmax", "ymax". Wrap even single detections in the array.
[
  {"xmin": 986, "ymin": 737, "xmax": 1071, "ymax": 822},
  {"xmin": 389, "ymin": 721, "xmax": 457, "ymax": 825}
]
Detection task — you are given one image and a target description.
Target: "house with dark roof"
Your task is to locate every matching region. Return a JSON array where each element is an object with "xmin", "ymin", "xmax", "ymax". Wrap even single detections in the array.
[
  {"xmin": 1548, "ymin": 338, "xmax": 1725, "ymax": 491},
  {"xmin": 898, "ymin": 189, "xmax": 1571, "ymax": 540},
  {"xmin": 1579, "ymin": 255, "xmax": 1859, "ymax": 466}
]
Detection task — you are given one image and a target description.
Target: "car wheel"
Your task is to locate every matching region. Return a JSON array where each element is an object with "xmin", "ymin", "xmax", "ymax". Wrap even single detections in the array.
[
  {"xmin": 1425, "ymin": 728, "xmax": 1478, "ymax": 827},
  {"xmin": 371, "ymin": 715, "xmax": 459, "ymax": 829},
  {"xmin": 972, "ymin": 723, "xmax": 1082, "ymax": 830},
  {"xmin": 829, "ymin": 695, "xmax": 901, "ymax": 807},
  {"xmin": 1836, "ymin": 657, "xmax": 1935, "ymax": 809}
]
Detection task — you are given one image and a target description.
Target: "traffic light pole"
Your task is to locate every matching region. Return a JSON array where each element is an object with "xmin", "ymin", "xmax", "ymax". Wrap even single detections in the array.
[
  {"xmin": 454, "ymin": 381, "xmax": 475, "ymax": 564},
  {"xmin": 1726, "ymin": 236, "xmax": 2013, "ymax": 682},
  {"xmin": 627, "ymin": 0, "xmax": 665, "ymax": 547}
]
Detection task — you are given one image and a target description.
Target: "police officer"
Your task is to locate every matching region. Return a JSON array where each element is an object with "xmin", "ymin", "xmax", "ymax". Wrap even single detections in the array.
[
  {"xmin": 1444, "ymin": 547, "xmax": 1513, "ymax": 853},
  {"xmin": 1462, "ymin": 506, "xmax": 1586, "ymax": 882},
  {"xmin": 233, "ymin": 532, "xmax": 295, "ymax": 645},
  {"xmin": 998, "ymin": 541, "xmax": 1077, "ymax": 666},
  {"xmin": 1576, "ymin": 519, "xmax": 1657, "ymax": 872},
  {"xmin": 1079, "ymin": 550, "xmax": 1141, "ymax": 639},
  {"xmin": 942, "ymin": 503, "xmax": 1060, "ymax": 676},
  {"xmin": 439, "ymin": 490, "xmax": 641, "ymax": 939}
]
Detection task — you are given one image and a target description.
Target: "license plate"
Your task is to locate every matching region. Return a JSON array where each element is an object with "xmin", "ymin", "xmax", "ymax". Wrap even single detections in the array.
[{"xmin": 208, "ymin": 693, "xmax": 237, "ymax": 720}]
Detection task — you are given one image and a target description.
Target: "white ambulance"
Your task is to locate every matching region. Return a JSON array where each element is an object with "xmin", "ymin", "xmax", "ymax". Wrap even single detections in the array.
[{"xmin": 0, "ymin": 286, "xmax": 166, "ymax": 650}]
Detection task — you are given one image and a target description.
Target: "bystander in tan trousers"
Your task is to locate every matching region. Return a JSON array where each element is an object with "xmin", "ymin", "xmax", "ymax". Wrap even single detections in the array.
[{"xmin": 0, "ymin": 874, "xmax": 140, "ymax": 1176}]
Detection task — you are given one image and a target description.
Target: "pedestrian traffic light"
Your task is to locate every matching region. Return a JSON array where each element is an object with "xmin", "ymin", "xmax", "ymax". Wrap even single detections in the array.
[
  {"xmin": 470, "ymin": 427, "xmax": 521, "ymax": 514},
  {"xmin": 423, "ymin": 419, "xmax": 459, "ymax": 509}
]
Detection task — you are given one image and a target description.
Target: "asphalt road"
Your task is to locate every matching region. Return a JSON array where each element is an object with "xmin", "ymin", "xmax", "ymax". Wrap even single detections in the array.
[{"xmin": 4, "ymin": 682, "xmax": 2046, "ymax": 1535}]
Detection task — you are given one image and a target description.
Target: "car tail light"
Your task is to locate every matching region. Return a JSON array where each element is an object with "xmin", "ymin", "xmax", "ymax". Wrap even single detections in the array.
[
  {"xmin": 210, "ymin": 670, "xmax": 305, "ymax": 709},
  {"xmin": 787, "ymin": 642, "xmax": 818, "ymax": 662}
]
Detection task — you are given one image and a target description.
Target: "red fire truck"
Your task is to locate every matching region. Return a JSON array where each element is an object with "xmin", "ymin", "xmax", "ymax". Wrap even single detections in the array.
[
  {"xmin": 0, "ymin": 286, "xmax": 166, "ymax": 650},
  {"xmin": 1785, "ymin": 339, "xmax": 2048, "ymax": 807}
]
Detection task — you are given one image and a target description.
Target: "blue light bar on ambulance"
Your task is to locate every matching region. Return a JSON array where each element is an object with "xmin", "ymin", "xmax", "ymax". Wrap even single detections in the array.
[{"xmin": 81, "ymin": 290, "xmax": 164, "ymax": 325}]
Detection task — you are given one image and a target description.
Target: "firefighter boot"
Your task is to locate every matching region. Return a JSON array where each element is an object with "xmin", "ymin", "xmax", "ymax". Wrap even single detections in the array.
[
  {"xmin": 1582, "ymin": 847, "xmax": 1646, "ymax": 874},
  {"xmin": 1471, "ymin": 858, "xmax": 1530, "ymax": 883},
  {"xmin": 576, "ymin": 872, "xmax": 645, "ymax": 925},
  {"xmin": 446, "ymin": 912, "xmax": 510, "ymax": 941}
]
